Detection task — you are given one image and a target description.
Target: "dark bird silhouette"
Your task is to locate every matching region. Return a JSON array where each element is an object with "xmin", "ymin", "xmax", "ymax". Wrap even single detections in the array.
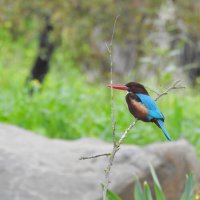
[{"xmin": 108, "ymin": 82, "xmax": 171, "ymax": 141}]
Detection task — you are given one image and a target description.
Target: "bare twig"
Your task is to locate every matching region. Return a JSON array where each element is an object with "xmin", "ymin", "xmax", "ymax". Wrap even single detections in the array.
[
  {"xmin": 154, "ymin": 80, "xmax": 185, "ymax": 101},
  {"xmin": 109, "ymin": 15, "xmax": 120, "ymax": 49},
  {"xmin": 102, "ymin": 16, "xmax": 120, "ymax": 200},
  {"xmin": 106, "ymin": 15, "xmax": 120, "ymax": 146},
  {"xmin": 79, "ymin": 120, "xmax": 137, "ymax": 161},
  {"xmin": 79, "ymin": 16, "xmax": 120, "ymax": 163},
  {"xmin": 102, "ymin": 119, "xmax": 138, "ymax": 199},
  {"xmin": 117, "ymin": 119, "xmax": 138, "ymax": 146},
  {"xmin": 79, "ymin": 153, "xmax": 111, "ymax": 160}
]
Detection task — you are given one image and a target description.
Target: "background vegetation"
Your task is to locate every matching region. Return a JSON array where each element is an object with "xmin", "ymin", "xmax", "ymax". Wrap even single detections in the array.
[{"xmin": 0, "ymin": 1, "xmax": 200, "ymax": 155}]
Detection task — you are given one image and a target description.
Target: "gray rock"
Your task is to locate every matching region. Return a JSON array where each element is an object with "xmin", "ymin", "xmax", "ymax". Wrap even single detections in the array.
[{"xmin": 0, "ymin": 123, "xmax": 199, "ymax": 200}]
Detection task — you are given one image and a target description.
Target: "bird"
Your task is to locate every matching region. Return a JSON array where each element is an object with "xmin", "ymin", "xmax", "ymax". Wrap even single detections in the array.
[{"xmin": 108, "ymin": 82, "xmax": 172, "ymax": 141}]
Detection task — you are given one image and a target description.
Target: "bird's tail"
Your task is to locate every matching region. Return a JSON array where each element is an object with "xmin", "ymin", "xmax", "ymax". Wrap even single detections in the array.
[{"xmin": 157, "ymin": 120, "xmax": 172, "ymax": 141}]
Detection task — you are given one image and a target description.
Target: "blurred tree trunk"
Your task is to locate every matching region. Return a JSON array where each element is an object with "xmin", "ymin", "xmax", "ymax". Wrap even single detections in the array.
[
  {"xmin": 179, "ymin": 35, "xmax": 200, "ymax": 85},
  {"xmin": 28, "ymin": 15, "xmax": 55, "ymax": 93}
]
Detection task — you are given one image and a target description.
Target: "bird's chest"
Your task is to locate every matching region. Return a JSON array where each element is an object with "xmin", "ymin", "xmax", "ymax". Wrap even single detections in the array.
[{"xmin": 125, "ymin": 94, "xmax": 148, "ymax": 121}]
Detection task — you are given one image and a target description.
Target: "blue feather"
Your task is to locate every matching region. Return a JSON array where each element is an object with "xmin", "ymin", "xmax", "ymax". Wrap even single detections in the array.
[
  {"xmin": 136, "ymin": 94, "xmax": 158, "ymax": 110},
  {"xmin": 135, "ymin": 94, "xmax": 164, "ymax": 120},
  {"xmin": 157, "ymin": 120, "xmax": 172, "ymax": 141},
  {"xmin": 147, "ymin": 110, "xmax": 163, "ymax": 121},
  {"xmin": 136, "ymin": 93, "xmax": 171, "ymax": 141}
]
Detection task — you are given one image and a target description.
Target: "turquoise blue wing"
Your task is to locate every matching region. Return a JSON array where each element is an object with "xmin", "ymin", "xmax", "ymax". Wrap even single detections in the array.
[{"xmin": 136, "ymin": 94, "xmax": 164, "ymax": 120}]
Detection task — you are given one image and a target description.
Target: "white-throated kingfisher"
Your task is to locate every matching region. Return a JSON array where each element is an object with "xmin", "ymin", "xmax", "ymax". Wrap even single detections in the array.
[{"xmin": 108, "ymin": 82, "xmax": 171, "ymax": 141}]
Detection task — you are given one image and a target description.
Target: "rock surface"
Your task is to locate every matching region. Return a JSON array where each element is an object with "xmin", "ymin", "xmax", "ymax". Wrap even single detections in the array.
[{"xmin": 0, "ymin": 123, "xmax": 199, "ymax": 200}]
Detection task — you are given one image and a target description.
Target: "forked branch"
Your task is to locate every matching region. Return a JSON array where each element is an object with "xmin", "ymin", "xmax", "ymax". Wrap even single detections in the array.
[{"xmin": 154, "ymin": 80, "xmax": 185, "ymax": 101}]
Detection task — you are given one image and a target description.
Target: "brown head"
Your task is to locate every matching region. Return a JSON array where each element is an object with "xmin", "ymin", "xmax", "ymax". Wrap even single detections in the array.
[{"xmin": 108, "ymin": 82, "xmax": 149, "ymax": 95}]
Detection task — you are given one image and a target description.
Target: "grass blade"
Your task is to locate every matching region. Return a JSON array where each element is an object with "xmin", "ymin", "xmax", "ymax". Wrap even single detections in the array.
[
  {"xmin": 149, "ymin": 164, "xmax": 165, "ymax": 200},
  {"xmin": 134, "ymin": 179, "xmax": 145, "ymax": 200},
  {"xmin": 143, "ymin": 181, "xmax": 153, "ymax": 200},
  {"xmin": 181, "ymin": 174, "xmax": 195, "ymax": 200}
]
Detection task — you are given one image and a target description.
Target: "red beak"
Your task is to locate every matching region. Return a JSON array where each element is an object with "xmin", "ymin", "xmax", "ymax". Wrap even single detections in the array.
[{"xmin": 107, "ymin": 84, "xmax": 128, "ymax": 91}]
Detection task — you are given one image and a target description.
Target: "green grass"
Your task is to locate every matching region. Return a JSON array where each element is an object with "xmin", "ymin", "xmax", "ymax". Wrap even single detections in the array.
[{"xmin": 1, "ymin": 30, "xmax": 200, "ymax": 156}]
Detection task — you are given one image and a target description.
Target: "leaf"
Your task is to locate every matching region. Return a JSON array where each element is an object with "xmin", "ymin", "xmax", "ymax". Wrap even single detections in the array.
[
  {"xmin": 143, "ymin": 181, "xmax": 153, "ymax": 200},
  {"xmin": 149, "ymin": 164, "xmax": 165, "ymax": 200},
  {"xmin": 106, "ymin": 189, "xmax": 121, "ymax": 200},
  {"xmin": 149, "ymin": 164, "xmax": 161, "ymax": 189},
  {"xmin": 134, "ymin": 179, "xmax": 145, "ymax": 200},
  {"xmin": 181, "ymin": 174, "xmax": 195, "ymax": 200}
]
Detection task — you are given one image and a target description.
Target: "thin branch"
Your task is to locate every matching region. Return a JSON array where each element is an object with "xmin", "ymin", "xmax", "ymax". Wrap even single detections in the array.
[
  {"xmin": 102, "ymin": 146, "xmax": 119, "ymax": 199},
  {"xmin": 102, "ymin": 119, "xmax": 138, "ymax": 200},
  {"xmin": 117, "ymin": 119, "xmax": 138, "ymax": 146},
  {"xmin": 79, "ymin": 153, "xmax": 111, "ymax": 160},
  {"xmin": 154, "ymin": 80, "xmax": 185, "ymax": 101},
  {"xmin": 109, "ymin": 15, "xmax": 120, "ymax": 49},
  {"xmin": 103, "ymin": 15, "xmax": 120, "ymax": 200},
  {"xmin": 107, "ymin": 15, "xmax": 120, "ymax": 146}
]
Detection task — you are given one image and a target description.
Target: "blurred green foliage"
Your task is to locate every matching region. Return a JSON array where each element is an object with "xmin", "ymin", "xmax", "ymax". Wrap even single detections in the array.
[
  {"xmin": 0, "ymin": 3, "xmax": 199, "ymax": 200},
  {"xmin": 0, "ymin": 0, "xmax": 200, "ymax": 80},
  {"xmin": 0, "ymin": 1, "xmax": 200, "ymax": 156},
  {"xmin": 0, "ymin": 32, "xmax": 200, "ymax": 156}
]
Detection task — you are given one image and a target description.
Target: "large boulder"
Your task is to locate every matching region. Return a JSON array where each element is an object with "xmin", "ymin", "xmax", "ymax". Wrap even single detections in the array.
[{"xmin": 0, "ymin": 123, "xmax": 199, "ymax": 200}]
